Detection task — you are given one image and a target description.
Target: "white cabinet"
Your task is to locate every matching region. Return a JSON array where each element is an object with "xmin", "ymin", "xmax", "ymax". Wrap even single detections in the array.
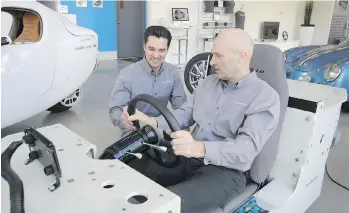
[{"xmin": 254, "ymin": 40, "xmax": 300, "ymax": 52}]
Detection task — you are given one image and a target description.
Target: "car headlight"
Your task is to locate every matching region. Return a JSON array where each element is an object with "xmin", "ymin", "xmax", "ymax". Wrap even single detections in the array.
[
  {"xmin": 299, "ymin": 74, "xmax": 311, "ymax": 82},
  {"xmin": 324, "ymin": 64, "xmax": 341, "ymax": 81}
]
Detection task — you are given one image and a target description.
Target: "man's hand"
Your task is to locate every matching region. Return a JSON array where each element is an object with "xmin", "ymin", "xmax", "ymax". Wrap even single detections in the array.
[
  {"xmin": 121, "ymin": 106, "xmax": 157, "ymax": 130},
  {"xmin": 170, "ymin": 130, "xmax": 206, "ymax": 158}
]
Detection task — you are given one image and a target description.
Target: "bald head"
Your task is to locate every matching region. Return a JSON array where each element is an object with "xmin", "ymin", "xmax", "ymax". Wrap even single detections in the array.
[
  {"xmin": 210, "ymin": 28, "xmax": 255, "ymax": 83},
  {"xmin": 216, "ymin": 28, "xmax": 254, "ymax": 60}
]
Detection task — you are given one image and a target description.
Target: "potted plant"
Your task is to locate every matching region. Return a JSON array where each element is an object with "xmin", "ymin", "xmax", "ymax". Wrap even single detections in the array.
[{"xmin": 300, "ymin": 1, "xmax": 315, "ymax": 46}]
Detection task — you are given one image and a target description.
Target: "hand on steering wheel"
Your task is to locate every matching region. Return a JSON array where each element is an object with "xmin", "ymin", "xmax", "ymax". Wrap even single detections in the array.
[
  {"xmin": 121, "ymin": 107, "xmax": 157, "ymax": 131},
  {"xmin": 126, "ymin": 94, "xmax": 181, "ymax": 168}
]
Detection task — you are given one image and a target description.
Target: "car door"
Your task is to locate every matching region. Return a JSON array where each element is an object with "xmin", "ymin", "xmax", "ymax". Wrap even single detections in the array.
[{"xmin": 1, "ymin": 8, "xmax": 55, "ymax": 128}]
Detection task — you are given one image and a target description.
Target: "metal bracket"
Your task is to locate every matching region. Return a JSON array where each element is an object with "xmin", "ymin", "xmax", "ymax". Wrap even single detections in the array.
[{"xmin": 23, "ymin": 127, "xmax": 62, "ymax": 192}]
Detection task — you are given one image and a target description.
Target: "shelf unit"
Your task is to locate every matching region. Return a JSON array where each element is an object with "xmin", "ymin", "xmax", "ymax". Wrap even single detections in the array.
[
  {"xmin": 165, "ymin": 0, "xmax": 236, "ymax": 70},
  {"xmin": 167, "ymin": 26, "xmax": 190, "ymax": 71},
  {"xmin": 197, "ymin": 0, "xmax": 235, "ymax": 52}
]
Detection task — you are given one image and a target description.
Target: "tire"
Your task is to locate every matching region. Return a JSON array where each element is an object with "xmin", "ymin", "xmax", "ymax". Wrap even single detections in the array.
[
  {"xmin": 47, "ymin": 103, "xmax": 72, "ymax": 113},
  {"xmin": 47, "ymin": 89, "xmax": 81, "ymax": 113},
  {"xmin": 184, "ymin": 52, "xmax": 212, "ymax": 93},
  {"xmin": 342, "ymin": 101, "xmax": 349, "ymax": 112}
]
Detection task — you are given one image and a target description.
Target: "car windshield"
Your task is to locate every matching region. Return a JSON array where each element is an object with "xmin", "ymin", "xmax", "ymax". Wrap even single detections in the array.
[
  {"xmin": 303, "ymin": 38, "xmax": 349, "ymax": 56},
  {"xmin": 303, "ymin": 45, "xmax": 337, "ymax": 57}
]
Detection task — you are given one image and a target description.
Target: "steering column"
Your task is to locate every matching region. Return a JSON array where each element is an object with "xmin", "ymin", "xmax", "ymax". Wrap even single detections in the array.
[{"xmin": 99, "ymin": 94, "xmax": 180, "ymax": 168}]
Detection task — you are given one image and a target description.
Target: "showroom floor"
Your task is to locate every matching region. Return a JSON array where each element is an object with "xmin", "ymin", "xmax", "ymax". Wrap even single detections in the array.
[{"xmin": 2, "ymin": 60, "xmax": 349, "ymax": 212}]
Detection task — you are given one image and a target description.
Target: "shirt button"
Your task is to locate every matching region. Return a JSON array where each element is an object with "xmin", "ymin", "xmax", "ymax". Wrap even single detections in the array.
[
  {"xmin": 155, "ymin": 93, "xmax": 158, "ymax": 95},
  {"xmin": 208, "ymin": 123, "xmax": 212, "ymax": 125},
  {"xmin": 201, "ymin": 128, "xmax": 204, "ymax": 131},
  {"xmin": 216, "ymin": 107, "xmax": 219, "ymax": 110}
]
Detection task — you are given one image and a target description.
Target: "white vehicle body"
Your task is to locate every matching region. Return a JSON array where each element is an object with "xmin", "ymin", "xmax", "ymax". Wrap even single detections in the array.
[{"xmin": 1, "ymin": 1, "xmax": 98, "ymax": 128}]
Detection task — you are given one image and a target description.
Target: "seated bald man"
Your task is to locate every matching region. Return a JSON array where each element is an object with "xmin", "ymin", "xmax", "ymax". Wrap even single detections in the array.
[{"xmin": 122, "ymin": 29, "xmax": 280, "ymax": 213}]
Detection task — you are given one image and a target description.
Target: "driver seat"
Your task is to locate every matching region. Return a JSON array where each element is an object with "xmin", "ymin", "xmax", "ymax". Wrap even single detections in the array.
[
  {"xmin": 15, "ymin": 11, "xmax": 41, "ymax": 43},
  {"xmin": 215, "ymin": 44, "xmax": 289, "ymax": 213}
]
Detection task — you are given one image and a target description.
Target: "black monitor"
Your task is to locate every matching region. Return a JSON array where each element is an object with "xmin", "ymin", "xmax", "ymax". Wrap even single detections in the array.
[{"xmin": 261, "ymin": 22, "xmax": 280, "ymax": 41}]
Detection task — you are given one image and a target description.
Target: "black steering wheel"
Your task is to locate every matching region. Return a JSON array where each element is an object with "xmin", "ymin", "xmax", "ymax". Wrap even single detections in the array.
[{"xmin": 127, "ymin": 94, "xmax": 181, "ymax": 168}]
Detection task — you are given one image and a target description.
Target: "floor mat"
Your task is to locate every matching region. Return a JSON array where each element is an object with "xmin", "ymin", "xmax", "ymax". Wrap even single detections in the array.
[{"xmin": 326, "ymin": 138, "xmax": 349, "ymax": 190}]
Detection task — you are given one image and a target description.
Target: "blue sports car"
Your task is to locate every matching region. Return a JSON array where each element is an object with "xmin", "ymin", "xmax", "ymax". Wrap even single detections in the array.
[
  {"xmin": 284, "ymin": 39, "xmax": 349, "ymax": 111},
  {"xmin": 183, "ymin": 39, "xmax": 349, "ymax": 111}
]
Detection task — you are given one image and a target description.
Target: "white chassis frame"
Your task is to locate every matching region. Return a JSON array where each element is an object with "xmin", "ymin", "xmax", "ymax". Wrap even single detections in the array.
[
  {"xmin": 254, "ymin": 79, "xmax": 346, "ymax": 213},
  {"xmin": 1, "ymin": 79, "xmax": 347, "ymax": 213}
]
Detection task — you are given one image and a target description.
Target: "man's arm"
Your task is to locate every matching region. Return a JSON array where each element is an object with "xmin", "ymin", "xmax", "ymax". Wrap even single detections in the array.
[
  {"xmin": 202, "ymin": 90, "xmax": 280, "ymax": 172},
  {"xmin": 169, "ymin": 69, "xmax": 187, "ymax": 110},
  {"xmin": 157, "ymin": 89, "xmax": 196, "ymax": 131},
  {"xmin": 108, "ymin": 70, "xmax": 131, "ymax": 128}
]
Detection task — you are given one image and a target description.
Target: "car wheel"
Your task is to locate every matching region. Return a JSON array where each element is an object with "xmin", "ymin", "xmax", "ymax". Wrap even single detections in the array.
[
  {"xmin": 184, "ymin": 52, "xmax": 212, "ymax": 93},
  {"xmin": 47, "ymin": 89, "xmax": 81, "ymax": 113},
  {"xmin": 342, "ymin": 101, "xmax": 349, "ymax": 112}
]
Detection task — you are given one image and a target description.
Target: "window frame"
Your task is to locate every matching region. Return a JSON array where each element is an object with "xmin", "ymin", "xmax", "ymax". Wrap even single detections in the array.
[{"xmin": 1, "ymin": 7, "xmax": 44, "ymax": 44}]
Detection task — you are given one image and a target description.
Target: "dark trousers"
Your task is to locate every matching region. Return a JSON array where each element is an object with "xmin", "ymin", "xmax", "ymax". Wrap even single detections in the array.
[{"xmin": 128, "ymin": 151, "xmax": 247, "ymax": 213}]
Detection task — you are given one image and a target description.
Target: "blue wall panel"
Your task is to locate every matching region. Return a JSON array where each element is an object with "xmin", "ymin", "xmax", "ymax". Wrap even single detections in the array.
[{"xmin": 61, "ymin": 1, "xmax": 117, "ymax": 52}]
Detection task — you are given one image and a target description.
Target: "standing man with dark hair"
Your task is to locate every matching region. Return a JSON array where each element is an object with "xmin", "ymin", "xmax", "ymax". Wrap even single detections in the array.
[{"xmin": 109, "ymin": 26, "xmax": 187, "ymax": 136}]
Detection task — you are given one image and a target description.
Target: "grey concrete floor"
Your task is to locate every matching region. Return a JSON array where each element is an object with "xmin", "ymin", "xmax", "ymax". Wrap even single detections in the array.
[{"xmin": 2, "ymin": 60, "xmax": 349, "ymax": 212}]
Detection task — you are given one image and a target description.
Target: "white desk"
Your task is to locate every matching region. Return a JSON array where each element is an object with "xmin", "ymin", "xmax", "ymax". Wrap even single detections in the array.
[
  {"xmin": 1, "ymin": 124, "xmax": 180, "ymax": 213},
  {"xmin": 254, "ymin": 40, "xmax": 300, "ymax": 52}
]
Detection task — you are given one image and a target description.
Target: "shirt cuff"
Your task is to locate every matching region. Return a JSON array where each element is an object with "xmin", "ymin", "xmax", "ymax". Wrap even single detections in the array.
[{"xmin": 202, "ymin": 141, "xmax": 220, "ymax": 166}]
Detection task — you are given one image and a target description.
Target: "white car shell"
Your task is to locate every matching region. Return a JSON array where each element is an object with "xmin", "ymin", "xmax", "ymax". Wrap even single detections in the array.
[{"xmin": 1, "ymin": 1, "xmax": 98, "ymax": 128}]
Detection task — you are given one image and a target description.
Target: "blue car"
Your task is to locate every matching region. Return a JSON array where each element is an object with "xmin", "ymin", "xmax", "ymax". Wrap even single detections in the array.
[
  {"xmin": 184, "ymin": 39, "xmax": 349, "ymax": 111},
  {"xmin": 284, "ymin": 39, "xmax": 349, "ymax": 111}
]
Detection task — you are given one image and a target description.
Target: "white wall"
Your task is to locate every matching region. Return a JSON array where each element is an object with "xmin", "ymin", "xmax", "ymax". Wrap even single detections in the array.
[
  {"xmin": 235, "ymin": 1, "xmax": 305, "ymax": 42},
  {"xmin": 146, "ymin": 0, "xmax": 335, "ymax": 65},
  {"xmin": 146, "ymin": 0, "xmax": 200, "ymax": 65},
  {"xmin": 311, "ymin": 1, "xmax": 336, "ymax": 45}
]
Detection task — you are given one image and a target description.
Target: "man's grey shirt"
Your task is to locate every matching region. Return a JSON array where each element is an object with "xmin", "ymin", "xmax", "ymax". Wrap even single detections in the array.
[
  {"xmin": 109, "ymin": 58, "xmax": 187, "ymax": 132},
  {"xmin": 157, "ymin": 71, "xmax": 280, "ymax": 172}
]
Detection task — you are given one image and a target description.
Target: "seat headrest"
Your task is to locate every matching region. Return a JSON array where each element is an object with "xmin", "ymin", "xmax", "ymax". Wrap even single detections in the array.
[
  {"xmin": 248, "ymin": 44, "xmax": 289, "ymax": 183},
  {"xmin": 15, "ymin": 11, "xmax": 41, "ymax": 43}
]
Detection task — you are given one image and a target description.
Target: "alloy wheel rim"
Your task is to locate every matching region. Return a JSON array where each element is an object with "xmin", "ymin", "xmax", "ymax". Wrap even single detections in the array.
[
  {"xmin": 60, "ymin": 89, "xmax": 81, "ymax": 107},
  {"xmin": 188, "ymin": 56, "xmax": 210, "ymax": 91}
]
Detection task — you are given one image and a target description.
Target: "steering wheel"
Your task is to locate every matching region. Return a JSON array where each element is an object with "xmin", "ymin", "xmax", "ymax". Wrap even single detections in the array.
[{"xmin": 127, "ymin": 94, "xmax": 181, "ymax": 168}]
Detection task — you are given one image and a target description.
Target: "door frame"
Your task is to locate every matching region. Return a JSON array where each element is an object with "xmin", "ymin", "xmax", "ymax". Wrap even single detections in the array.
[{"xmin": 116, "ymin": 0, "xmax": 147, "ymax": 59}]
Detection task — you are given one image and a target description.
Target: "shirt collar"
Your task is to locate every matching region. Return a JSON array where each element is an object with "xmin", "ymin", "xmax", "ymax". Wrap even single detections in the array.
[
  {"xmin": 221, "ymin": 70, "xmax": 257, "ymax": 90},
  {"xmin": 140, "ymin": 57, "xmax": 165, "ymax": 75}
]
